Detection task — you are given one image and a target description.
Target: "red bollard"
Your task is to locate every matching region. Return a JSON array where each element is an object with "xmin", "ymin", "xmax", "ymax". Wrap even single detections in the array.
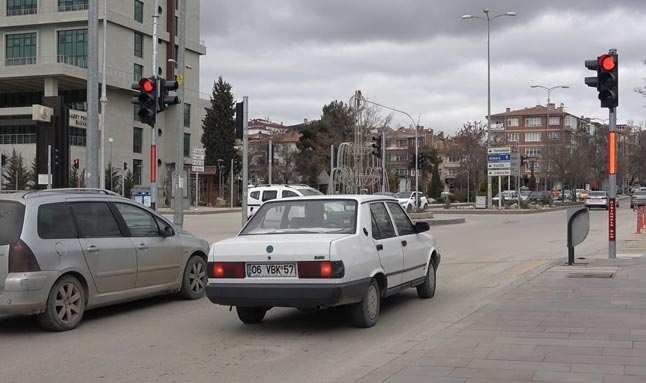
[
  {"xmin": 642, "ymin": 207, "xmax": 646, "ymax": 230},
  {"xmin": 637, "ymin": 209, "xmax": 642, "ymax": 234}
]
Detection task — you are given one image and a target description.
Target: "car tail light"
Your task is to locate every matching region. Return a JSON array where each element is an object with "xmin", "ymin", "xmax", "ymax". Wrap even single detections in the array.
[
  {"xmin": 8, "ymin": 240, "xmax": 40, "ymax": 273},
  {"xmin": 298, "ymin": 261, "xmax": 344, "ymax": 279},
  {"xmin": 208, "ymin": 262, "xmax": 245, "ymax": 278}
]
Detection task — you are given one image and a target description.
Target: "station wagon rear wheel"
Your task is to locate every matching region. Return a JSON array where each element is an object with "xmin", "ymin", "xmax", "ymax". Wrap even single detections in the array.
[
  {"xmin": 350, "ymin": 279, "xmax": 380, "ymax": 328},
  {"xmin": 38, "ymin": 275, "xmax": 85, "ymax": 332}
]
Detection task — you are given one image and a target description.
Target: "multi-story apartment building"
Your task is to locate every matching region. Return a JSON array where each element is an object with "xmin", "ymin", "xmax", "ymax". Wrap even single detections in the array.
[
  {"xmin": 0, "ymin": 0, "xmax": 206, "ymax": 206},
  {"xmin": 384, "ymin": 126, "xmax": 433, "ymax": 192}
]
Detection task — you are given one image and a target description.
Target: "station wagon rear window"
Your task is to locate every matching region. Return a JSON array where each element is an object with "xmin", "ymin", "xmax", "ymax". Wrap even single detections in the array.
[
  {"xmin": 241, "ymin": 200, "xmax": 357, "ymax": 235},
  {"xmin": 0, "ymin": 201, "xmax": 24, "ymax": 245}
]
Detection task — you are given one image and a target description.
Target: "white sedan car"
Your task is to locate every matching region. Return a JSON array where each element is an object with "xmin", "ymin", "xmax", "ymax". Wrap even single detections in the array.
[
  {"xmin": 206, "ymin": 195, "xmax": 440, "ymax": 328},
  {"xmin": 395, "ymin": 191, "xmax": 429, "ymax": 212},
  {"xmin": 585, "ymin": 191, "xmax": 609, "ymax": 209}
]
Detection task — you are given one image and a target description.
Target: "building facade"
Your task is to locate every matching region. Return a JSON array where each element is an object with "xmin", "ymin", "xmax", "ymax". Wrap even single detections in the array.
[
  {"xmin": 0, "ymin": 0, "xmax": 206, "ymax": 206},
  {"xmin": 384, "ymin": 126, "xmax": 433, "ymax": 192}
]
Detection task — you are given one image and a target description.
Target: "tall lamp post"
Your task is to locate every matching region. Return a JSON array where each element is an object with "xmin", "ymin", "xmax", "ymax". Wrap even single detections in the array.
[
  {"xmin": 462, "ymin": 8, "xmax": 516, "ymax": 208},
  {"xmin": 530, "ymin": 84, "xmax": 569, "ymax": 191},
  {"xmin": 107, "ymin": 137, "xmax": 114, "ymax": 191}
]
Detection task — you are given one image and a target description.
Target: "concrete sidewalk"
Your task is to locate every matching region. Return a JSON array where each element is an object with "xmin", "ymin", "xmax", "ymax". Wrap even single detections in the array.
[
  {"xmin": 157, "ymin": 206, "xmax": 241, "ymax": 215},
  {"xmin": 356, "ymin": 247, "xmax": 646, "ymax": 382}
]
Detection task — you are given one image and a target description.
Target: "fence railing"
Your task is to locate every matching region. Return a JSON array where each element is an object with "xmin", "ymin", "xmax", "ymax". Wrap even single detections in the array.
[
  {"xmin": 5, "ymin": 57, "xmax": 37, "ymax": 66},
  {"xmin": 57, "ymin": 2, "xmax": 88, "ymax": 12},
  {"xmin": 7, "ymin": 6, "xmax": 38, "ymax": 16}
]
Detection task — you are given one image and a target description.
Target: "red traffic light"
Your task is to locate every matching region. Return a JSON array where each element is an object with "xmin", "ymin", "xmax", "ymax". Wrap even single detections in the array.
[
  {"xmin": 139, "ymin": 78, "xmax": 155, "ymax": 93},
  {"xmin": 600, "ymin": 54, "xmax": 616, "ymax": 71}
]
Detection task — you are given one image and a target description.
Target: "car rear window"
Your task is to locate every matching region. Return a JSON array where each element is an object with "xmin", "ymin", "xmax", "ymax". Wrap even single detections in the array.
[
  {"xmin": 38, "ymin": 203, "xmax": 78, "ymax": 239},
  {"xmin": 589, "ymin": 191, "xmax": 606, "ymax": 197},
  {"xmin": 0, "ymin": 201, "xmax": 25, "ymax": 245}
]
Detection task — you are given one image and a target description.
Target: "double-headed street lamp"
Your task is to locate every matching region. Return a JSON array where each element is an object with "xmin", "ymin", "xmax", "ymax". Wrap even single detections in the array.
[
  {"xmin": 462, "ymin": 8, "xmax": 516, "ymax": 208},
  {"xmin": 530, "ymin": 84, "xmax": 569, "ymax": 105}
]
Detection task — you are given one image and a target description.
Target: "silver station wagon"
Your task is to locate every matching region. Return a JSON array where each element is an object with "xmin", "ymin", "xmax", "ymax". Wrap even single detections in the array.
[{"xmin": 0, "ymin": 189, "xmax": 209, "ymax": 331}]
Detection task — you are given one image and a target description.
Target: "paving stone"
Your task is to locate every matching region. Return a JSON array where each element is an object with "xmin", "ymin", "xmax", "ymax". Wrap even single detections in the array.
[
  {"xmin": 571, "ymin": 363, "xmax": 624, "ymax": 375},
  {"xmin": 533, "ymin": 370, "xmax": 603, "ymax": 383},
  {"xmin": 451, "ymin": 367, "xmax": 534, "ymax": 380}
]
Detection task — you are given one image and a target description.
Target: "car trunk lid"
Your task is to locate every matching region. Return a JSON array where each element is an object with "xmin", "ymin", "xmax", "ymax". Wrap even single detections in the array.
[{"xmin": 0, "ymin": 200, "xmax": 26, "ymax": 292}]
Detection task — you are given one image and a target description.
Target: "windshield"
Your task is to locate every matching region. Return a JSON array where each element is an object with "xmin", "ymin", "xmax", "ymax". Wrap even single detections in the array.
[
  {"xmin": 296, "ymin": 188, "xmax": 323, "ymax": 196},
  {"xmin": 589, "ymin": 191, "xmax": 606, "ymax": 197},
  {"xmin": 0, "ymin": 201, "xmax": 25, "ymax": 245},
  {"xmin": 241, "ymin": 199, "xmax": 357, "ymax": 235},
  {"xmin": 395, "ymin": 192, "xmax": 411, "ymax": 198}
]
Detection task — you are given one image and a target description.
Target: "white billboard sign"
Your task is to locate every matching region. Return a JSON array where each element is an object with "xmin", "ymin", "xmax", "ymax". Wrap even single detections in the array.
[
  {"xmin": 487, "ymin": 147, "xmax": 511, "ymax": 154},
  {"xmin": 68, "ymin": 109, "xmax": 87, "ymax": 128},
  {"xmin": 488, "ymin": 169, "xmax": 512, "ymax": 176},
  {"xmin": 32, "ymin": 104, "xmax": 53, "ymax": 122}
]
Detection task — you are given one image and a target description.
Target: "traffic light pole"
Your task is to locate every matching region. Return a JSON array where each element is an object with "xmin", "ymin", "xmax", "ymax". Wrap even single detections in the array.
[
  {"xmin": 149, "ymin": 0, "xmax": 160, "ymax": 210},
  {"xmin": 381, "ymin": 129, "xmax": 386, "ymax": 193},
  {"xmin": 173, "ymin": 0, "xmax": 186, "ymax": 227},
  {"xmin": 608, "ymin": 107, "xmax": 617, "ymax": 259},
  {"xmin": 241, "ymin": 97, "xmax": 249, "ymax": 225},
  {"xmin": 86, "ymin": 0, "xmax": 99, "ymax": 188}
]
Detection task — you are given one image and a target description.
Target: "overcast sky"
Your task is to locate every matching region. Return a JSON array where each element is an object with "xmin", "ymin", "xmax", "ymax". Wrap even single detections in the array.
[{"xmin": 199, "ymin": 0, "xmax": 646, "ymax": 134}]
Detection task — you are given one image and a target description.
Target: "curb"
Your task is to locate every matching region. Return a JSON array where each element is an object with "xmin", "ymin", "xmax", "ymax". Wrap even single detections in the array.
[
  {"xmin": 415, "ymin": 217, "xmax": 466, "ymax": 226},
  {"xmin": 158, "ymin": 208, "xmax": 241, "ymax": 216},
  {"xmin": 424, "ymin": 204, "xmax": 582, "ymax": 215}
]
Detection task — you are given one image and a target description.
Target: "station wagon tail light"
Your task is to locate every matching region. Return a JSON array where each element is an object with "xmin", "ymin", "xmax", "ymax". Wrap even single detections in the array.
[
  {"xmin": 298, "ymin": 261, "xmax": 344, "ymax": 279},
  {"xmin": 8, "ymin": 240, "xmax": 40, "ymax": 273},
  {"xmin": 208, "ymin": 262, "xmax": 245, "ymax": 278}
]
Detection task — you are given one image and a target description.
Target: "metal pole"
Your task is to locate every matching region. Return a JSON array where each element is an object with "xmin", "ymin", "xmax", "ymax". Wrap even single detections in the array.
[
  {"xmin": 99, "ymin": 0, "xmax": 108, "ymax": 189},
  {"xmin": 173, "ymin": 0, "xmax": 186, "ymax": 227},
  {"xmin": 195, "ymin": 172, "xmax": 199, "ymax": 208},
  {"xmin": 268, "ymin": 139, "xmax": 272, "ymax": 184},
  {"xmin": 381, "ymin": 129, "xmax": 386, "ymax": 193},
  {"xmin": 230, "ymin": 158, "xmax": 234, "ymax": 208},
  {"xmin": 241, "ymin": 97, "xmax": 249, "ymax": 224},
  {"xmin": 47, "ymin": 145, "xmax": 52, "ymax": 189},
  {"xmin": 150, "ymin": 0, "xmax": 160, "ymax": 209},
  {"xmin": 109, "ymin": 141, "xmax": 113, "ymax": 191},
  {"xmin": 86, "ymin": 0, "xmax": 99, "ymax": 188},
  {"xmin": 609, "ymin": 106, "xmax": 617, "ymax": 259},
  {"xmin": 329, "ymin": 144, "xmax": 334, "ymax": 195},
  {"xmin": 486, "ymin": 11, "xmax": 492, "ymax": 209},
  {"xmin": 498, "ymin": 175, "xmax": 502, "ymax": 208},
  {"xmin": 414, "ymin": 125, "xmax": 419, "ymax": 211}
]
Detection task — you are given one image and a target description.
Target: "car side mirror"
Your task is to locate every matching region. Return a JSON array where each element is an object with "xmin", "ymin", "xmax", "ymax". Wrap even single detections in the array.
[
  {"xmin": 414, "ymin": 221, "xmax": 430, "ymax": 233},
  {"xmin": 161, "ymin": 225, "xmax": 174, "ymax": 237}
]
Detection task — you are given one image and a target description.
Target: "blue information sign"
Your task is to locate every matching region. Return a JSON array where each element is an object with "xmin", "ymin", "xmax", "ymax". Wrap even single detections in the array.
[{"xmin": 487, "ymin": 154, "xmax": 511, "ymax": 162}]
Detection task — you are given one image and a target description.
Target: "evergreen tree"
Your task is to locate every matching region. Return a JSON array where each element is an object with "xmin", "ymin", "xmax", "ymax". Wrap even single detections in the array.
[
  {"xmin": 430, "ymin": 165, "xmax": 442, "ymax": 200},
  {"xmin": 201, "ymin": 77, "xmax": 239, "ymax": 189},
  {"xmin": 2, "ymin": 150, "xmax": 30, "ymax": 190}
]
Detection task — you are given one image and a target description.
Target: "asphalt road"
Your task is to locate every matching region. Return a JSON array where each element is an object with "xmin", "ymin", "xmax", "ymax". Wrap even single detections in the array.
[{"xmin": 0, "ymin": 204, "xmax": 637, "ymax": 383}]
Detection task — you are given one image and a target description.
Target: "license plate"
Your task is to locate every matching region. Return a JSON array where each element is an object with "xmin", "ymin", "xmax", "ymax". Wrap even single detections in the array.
[{"xmin": 246, "ymin": 263, "xmax": 297, "ymax": 278}]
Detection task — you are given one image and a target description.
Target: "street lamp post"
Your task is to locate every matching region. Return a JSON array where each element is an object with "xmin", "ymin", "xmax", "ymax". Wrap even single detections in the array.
[
  {"xmin": 108, "ymin": 137, "xmax": 114, "ymax": 191},
  {"xmin": 530, "ymin": 84, "xmax": 569, "ymax": 191},
  {"xmin": 462, "ymin": 9, "xmax": 516, "ymax": 208}
]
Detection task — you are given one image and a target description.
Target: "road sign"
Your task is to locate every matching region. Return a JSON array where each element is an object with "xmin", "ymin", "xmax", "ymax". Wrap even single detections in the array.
[
  {"xmin": 488, "ymin": 162, "xmax": 511, "ymax": 169},
  {"xmin": 191, "ymin": 148, "xmax": 206, "ymax": 172},
  {"xmin": 487, "ymin": 153, "xmax": 511, "ymax": 162},
  {"xmin": 488, "ymin": 169, "xmax": 512, "ymax": 176},
  {"xmin": 69, "ymin": 109, "xmax": 87, "ymax": 128},
  {"xmin": 32, "ymin": 104, "xmax": 53, "ymax": 122},
  {"xmin": 487, "ymin": 147, "xmax": 511, "ymax": 154}
]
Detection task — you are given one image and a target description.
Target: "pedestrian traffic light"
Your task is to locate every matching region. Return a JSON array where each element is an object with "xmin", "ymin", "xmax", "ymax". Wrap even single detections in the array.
[
  {"xmin": 234, "ymin": 102, "xmax": 244, "ymax": 139},
  {"xmin": 1, "ymin": 154, "xmax": 6, "ymax": 167},
  {"xmin": 158, "ymin": 78, "xmax": 180, "ymax": 111},
  {"xmin": 132, "ymin": 77, "xmax": 157, "ymax": 126},
  {"xmin": 73, "ymin": 158, "xmax": 80, "ymax": 170},
  {"xmin": 371, "ymin": 135, "xmax": 382, "ymax": 158},
  {"xmin": 585, "ymin": 50, "xmax": 618, "ymax": 109}
]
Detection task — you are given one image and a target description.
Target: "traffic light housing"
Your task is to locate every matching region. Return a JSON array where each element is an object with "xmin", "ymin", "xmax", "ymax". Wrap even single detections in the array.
[
  {"xmin": 53, "ymin": 147, "xmax": 62, "ymax": 168},
  {"xmin": 585, "ymin": 50, "xmax": 618, "ymax": 109},
  {"xmin": 158, "ymin": 78, "xmax": 180, "ymax": 111},
  {"xmin": 132, "ymin": 77, "xmax": 157, "ymax": 126},
  {"xmin": 73, "ymin": 158, "xmax": 80, "ymax": 170},
  {"xmin": 123, "ymin": 162, "xmax": 128, "ymax": 171},
  {"xmin": 1, "ymin": 154, "xmax": 6, "ymax": 167},
  {"xmin": 371, "ymin": 135, "xmax": 382, "ymax": 158},
  {"xmin": 234, "ymin": 102, "xmax": 244, "ymax": 139}
]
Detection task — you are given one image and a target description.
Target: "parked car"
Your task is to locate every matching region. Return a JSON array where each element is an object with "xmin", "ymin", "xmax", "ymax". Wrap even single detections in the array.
[
  {"xmin": 528, "ymin": 191, "xmax": 553, "ymax": 205},
  {"xmin": 631, "ymin": 191, "xmax": 646, "ymax": 209},
  {"xmin": 585, "ymin": 190, "xmax": 609, "ymax": 210},
  {"xmin": 247, "ymin": 184, "xmax": 323, "ymax": 217},
  {"xmin": 206, "ymin": 195, "xmax": 440, "ymax": 328},
  {"xmin": 492, "ymin": 190, "xmax": 519, "ymax": 205},
  {"xmin": 576, "ymin": 189, "xmax": 589, "ymax": 201},
  {"xmin": 395, "ymin": 191, "xmax": 430, "ymax": 211},
  {"xmin": 0, "ymin": 189, "xmax": 210, "ymax": 331}
]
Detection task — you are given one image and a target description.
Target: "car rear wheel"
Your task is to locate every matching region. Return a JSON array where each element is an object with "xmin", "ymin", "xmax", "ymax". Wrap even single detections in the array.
[
  {"xmin": 236, "ymin": 306, "xmax": 267, "ymax": 324},
  {"xmin": 38, "ymin": 275, "xmax": 85, "ymax": 332},
  {"xmin": 417, "ymin": 262, "xmax": 436, "ymax": 299},
  {"xmin": 350, "ymin": 279, "xmax": 380, "ymax": 328},
  {"xmin": 180, "ymin": 255, "xmax": 208, "ymax": 300}
]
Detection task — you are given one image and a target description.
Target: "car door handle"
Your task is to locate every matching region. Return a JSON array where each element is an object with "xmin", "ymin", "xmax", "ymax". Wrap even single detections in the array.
[
  {"xmin": 401, "ymin": 240, "xmax": 407, "ymax": 247},
  {"xmin": 86, "ymin": 245, "xmax": 99, "ymax": 253},
  {"xmin": 376, "ymin": 244, "xmax": 383, "ymax": 251},
  {"xmin": 137, "ymin": 244, "xmax": 149, "ymax": 250}
]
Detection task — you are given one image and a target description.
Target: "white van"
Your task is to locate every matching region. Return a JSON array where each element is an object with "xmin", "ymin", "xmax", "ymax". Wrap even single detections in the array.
[{"xmin": 247, "ymin": 184, "xmax": 323, "ymax": 216}]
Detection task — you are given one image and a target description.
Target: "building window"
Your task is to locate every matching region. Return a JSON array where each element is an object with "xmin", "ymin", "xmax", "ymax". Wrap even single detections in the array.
[
  {"xmin": 524, "ymin": 132, "xmax": 542, "ymax": 142},
  {"xmin": 7, "ymin": 0, "xmax": 37, "ymax": 16},
  {"xmin": 134, "ymin": 32, "xmax": 144, "ymax": 58},
  {"xmin": 0, "ymin": 126, "xmax": 37, "ymax": 144},
  {"xmin": 133, "ymin": 159, "xmax": 143, "ymax": 185},
  {"xmin": 525, "ymin": 147, "xmax": 542, "ymax": 157},
  {"xmin": 507, "ymin": 117, "xmax": 519, "ymax": 127},
  {"xmin": 507, "ymin": 132, "xmax": 519, "ymax": 142},
  {"xmin": 133, "ymin": 127, "xmax": 143, "ymax": 153},
  {"xmin": 69, "ymin": 127, "xmax": 86, "ymax": 146},
  {"xmin": 175, "ymin": 16, "xmax": 179, "ymax": 36},
  {"xmin": 57, "ymin": 29, "xmax": 88, "ymax": 68},
  {"xmin": 548, "ymin": 116, "xmax": 561, "ymax": 126},
  {"xmin": 5, "ymin": 32, "xmax": 37, "ymax": 66},
  {"xmin": 184, "ymin": 103, "xmax": 191, "ymax": 127},
  {"xmin": 548, "ymin": 131, "xmax": 560, "ymax": 140},
  {"xmin": 133, "ymin": 104, "xmax": 140, "ymax": 121},
  {"xmin": 183, "ymin": 133, "xmax": 190, "ymax": 157},
  {"xmin": 58, "ymin": 0, "xmax": 88, "ymax": 12},
  {"xmin": 0, "ymin": 91, "xmax": 42, "ymax": 108},
  {"xmin": 134, "ymin": 0, "xmax": 144, "ymax": 23},
  {"xmin": 525, "ymin": 117, "xmax": 543, "ymax": 128},
  {"xmin": 133, "ymin": 63, "xmax": 143, "ymax": 82}
]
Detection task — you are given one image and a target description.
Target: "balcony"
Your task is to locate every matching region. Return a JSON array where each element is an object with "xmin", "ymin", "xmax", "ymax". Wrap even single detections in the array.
[
  {"xmin": 58, "ymin": 1, "xmax": 88, "ymax": 12},
  {"xmin": 7, "ymin": 6, "xmax": 38, "ymax": 16},
  {"xmin": 57, "ymin": 55, "xmax": 87, "ymax": 69},
  {"xmin": 5, "ymin": 57, "xmax": 37, "ymax": 66}
]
